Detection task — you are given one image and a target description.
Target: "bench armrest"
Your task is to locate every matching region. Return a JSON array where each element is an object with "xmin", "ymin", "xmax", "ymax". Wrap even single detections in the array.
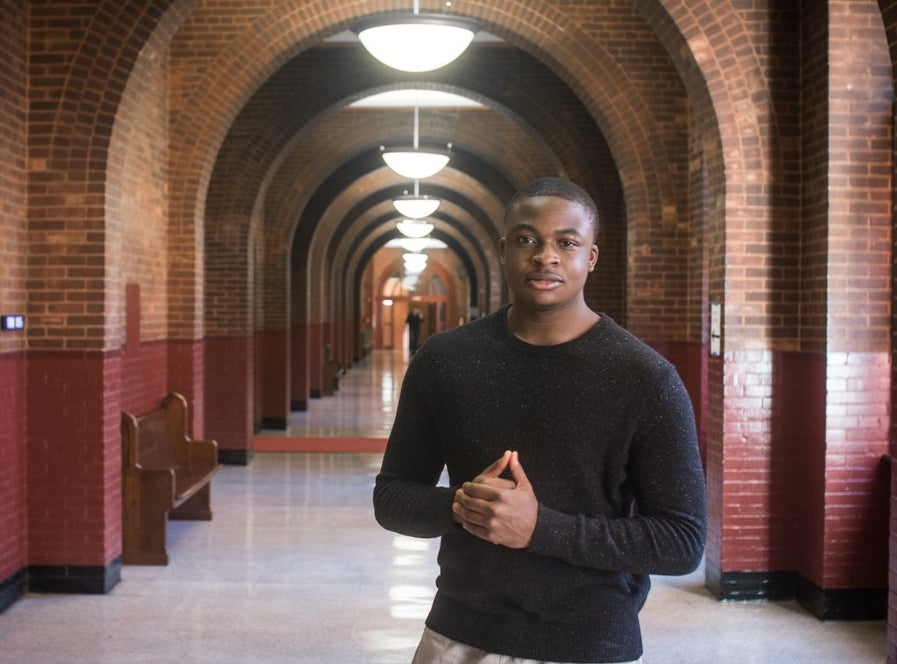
[{"xmin": 182, "ymin": 437, "xmax": 220, "ymax": 471}]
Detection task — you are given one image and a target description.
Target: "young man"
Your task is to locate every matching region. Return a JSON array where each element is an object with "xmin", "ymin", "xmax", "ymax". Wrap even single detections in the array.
[{"xmin": 373, "ymin": 177, "xmax": 707, "ymax": 664}]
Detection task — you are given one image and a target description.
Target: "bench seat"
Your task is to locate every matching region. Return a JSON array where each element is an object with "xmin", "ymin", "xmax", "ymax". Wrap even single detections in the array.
[{"xmin": 121, "ymin": 392, "xmax": 221, "ymax": 565}]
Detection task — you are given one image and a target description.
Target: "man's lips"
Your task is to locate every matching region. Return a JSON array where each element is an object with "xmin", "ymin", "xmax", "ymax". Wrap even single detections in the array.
[{"xmin": 525, "ymin": 272, "xmax": 564, "ymax": 289}]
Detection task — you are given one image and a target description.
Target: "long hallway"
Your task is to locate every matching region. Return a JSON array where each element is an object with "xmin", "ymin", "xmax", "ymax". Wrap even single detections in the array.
[{"xmin": 0, "ymin": 351, "xmax": 886, "ymax": 663}]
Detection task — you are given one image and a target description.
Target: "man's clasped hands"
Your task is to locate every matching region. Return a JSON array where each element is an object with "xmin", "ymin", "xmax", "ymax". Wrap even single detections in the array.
[{"xmin": 451, "ymin": 450, "xmax": 539, "ymax": 549}]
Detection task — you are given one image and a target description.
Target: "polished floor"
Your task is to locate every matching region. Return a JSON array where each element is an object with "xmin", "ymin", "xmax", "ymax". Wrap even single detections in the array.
[{"xmin": 0, "ymin": 350, "xmax": 887, "ymax": 663}]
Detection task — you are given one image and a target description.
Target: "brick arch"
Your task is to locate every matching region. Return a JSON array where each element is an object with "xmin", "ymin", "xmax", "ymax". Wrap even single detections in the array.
[
  {"xmin": 204, "ymin": 99, "xmax": 552, "ymax": 318},
  {"xmin": 24, "ymin": 0, "xmax": 199, "ymax": 576},
  {"xmin": 332, "ymin": 219, "xmax": 474, "ymax": 363},
  {"xmin": 189, "ymin": 0, "xmax": 700, "ymax": 452},
  {"xmin": 629, "ymin": 0, "xmax": 782, "ymax": 584},
  {"xmin": 633, "ymin": 0, "xmax": 793, "ymax": 344},
  {"xmin": 204, "ymin": 45, "xmax": 612, "ymax": 298},
  {"xmin": 367, "ymin": 251, "xmax": 461, "ymax": 351},
  {"xmin": 171, "ymin": 0, "xmax": 684, "ymax": 335},
  {"xmin": 205, "ymin": 45, "xmax": 582, "ymax": 256},
  {"xmin": 332, "ymin": 179, "xmax": 503, "ymax": 314},
  {"xmin": 641, "ymin": 0, "xmax": 894, "ymax": 617},
  {"xmin": 29, "ymin": 0, "xmax": 192, "ymax": 351},
  {"xmin": 292, "ymin": 167, "xmax": 500, "ymax": 397},
  {"xmin": 271, "ymin": 109, "xmax": 548, "ymax": 252},
  {"xmin": 307, "ymin": 169, "xmax": 501, "ymax": 321}
]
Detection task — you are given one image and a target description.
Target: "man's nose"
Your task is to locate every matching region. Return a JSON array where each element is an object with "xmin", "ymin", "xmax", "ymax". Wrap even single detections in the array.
[{"xmin": 532, "ymin": 242, "xmax": 559, "ymax": 264}]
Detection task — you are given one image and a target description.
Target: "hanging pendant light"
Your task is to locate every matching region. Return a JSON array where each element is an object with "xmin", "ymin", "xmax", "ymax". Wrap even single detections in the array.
[
  {"xmin": 394, "ymin": 195, "xmax": 440, "ymax": 218},
  {"xmin": 356, "ymin": 1, "xmax": 477, "ymax": 73},
  {"xmin": 381, "ymin": 107, "xmax": 450, "ymax": 179},
  {"xmin": 382, "ymin": 148, "xmax": 450, "ymax": 180},
  {"xmin": 403, "ymin": 252, "xmax": 429, "ymax": 275},
  {"xmin": 394, "ymin": 180, "xmax": 440, "ymax": 218},
  {"xmin": 396, "ymin": 219, "xmax": 435, "ymax": 238}
]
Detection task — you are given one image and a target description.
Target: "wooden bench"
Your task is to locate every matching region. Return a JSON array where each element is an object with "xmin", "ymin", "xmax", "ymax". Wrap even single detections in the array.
[{"xmin": 121, "ymin": 392, "xmax": 221, "ymax": 565}]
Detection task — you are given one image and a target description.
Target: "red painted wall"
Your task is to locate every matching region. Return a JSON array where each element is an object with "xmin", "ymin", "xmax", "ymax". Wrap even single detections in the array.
[
  {"xmin": 0, "ymin": 354, "xmax": 26, "ymax": 583},
  {"xmin": 26, "ymin": 353, "xmax": 120, "ymax": 567},
  {"xmin": 260, "ymin": 328, "xmax": 289, "ymax": 425},
  {"xmin": 291, "ymin": 323, "xmax": 309, "ymax": 408},
  {"xmin": 205, "ymin": 336, "xmax": 254, "ymax": 452}
]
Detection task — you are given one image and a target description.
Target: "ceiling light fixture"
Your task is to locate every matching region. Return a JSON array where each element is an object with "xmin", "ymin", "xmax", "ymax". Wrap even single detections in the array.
[
  {"xmin": 403, "ymin": 252, "xmax": 429, "ymax": 275},
  {"xmin": 394, "ymin": 195, "xmax": 440, "ymax": 218},
  {"xmin": 381, "ymin": 107, "xmax": 450, "ymax": 180},
  {"xmin": 356, "ymin": 1, "xmax": 477, "ymax": 73},
  {"xmin": 394, "ymin": 180, "xmax": 440, "ymax": 218},
  {"xmin": 396, "ymin": 219, "xmax": 435, "ymax": 239}
]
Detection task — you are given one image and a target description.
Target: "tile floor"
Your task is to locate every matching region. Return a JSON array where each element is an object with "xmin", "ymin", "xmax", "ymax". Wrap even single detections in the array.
[{"xmin": 0, "ymin": 350, "xmax": 887, "ymax": 663}]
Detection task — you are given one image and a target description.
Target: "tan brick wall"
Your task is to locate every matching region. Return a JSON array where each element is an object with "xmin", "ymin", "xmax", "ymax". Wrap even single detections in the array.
[
  {"xmin": 110, "ymin": 48, "xmax": 172, "ymax": 345},
  {"xmin": 0, "ymin": 1, "xmax": 28, "ymax": 356}
]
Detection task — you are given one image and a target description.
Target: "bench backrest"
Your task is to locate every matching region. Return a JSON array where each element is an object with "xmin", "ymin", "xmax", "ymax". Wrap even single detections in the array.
[
  {"xmin": 122, "ymin": 392, "xmax": 190, "ymax": 471},
  {"xmin": 135, "ymin": 409, "xmax": 178, "ymax": 469}
]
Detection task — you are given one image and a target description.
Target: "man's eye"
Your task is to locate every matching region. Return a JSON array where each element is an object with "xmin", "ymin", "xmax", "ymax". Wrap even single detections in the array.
[{"xmin": 516, "ymin": 236, "xmax": 535, "ymax": 245}]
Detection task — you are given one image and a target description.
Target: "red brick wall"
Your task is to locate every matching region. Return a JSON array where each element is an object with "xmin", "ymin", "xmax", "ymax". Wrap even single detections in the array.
[
  {"xmin": 798, "ymin": 0, "xmax": 832, "ymax": 588},
  {"xmin": 205, "ymin": 336, "xmax": 254, "ymax": 453},
  {"xmin": 874, "ymin": 0, "xmax": 897, "ymax": 656},
  {"xmin": 0, "ymin": 354, "xmax": 26, "ymax": 590},
  {"xmin": 0, "ymin": 0, "xmax": 28, "ymax": 588},
  {"xmin": 821, "ymin": 0, "xmax": 891, "ymax": 592},
  {"xmin": 26, "ymin": 352, "xmax": 121, "ymax": 566}
]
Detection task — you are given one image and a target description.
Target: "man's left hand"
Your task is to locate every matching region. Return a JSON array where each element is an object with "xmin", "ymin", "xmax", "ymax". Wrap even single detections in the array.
[{"xmin": 452, "ymin": 450, "xmax": 538, "ymax": 548}]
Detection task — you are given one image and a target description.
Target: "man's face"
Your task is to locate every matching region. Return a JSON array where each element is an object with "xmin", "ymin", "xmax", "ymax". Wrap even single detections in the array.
[{"xmin": 499, "ymin": 196, "xmax": 599, "ymax": 312}]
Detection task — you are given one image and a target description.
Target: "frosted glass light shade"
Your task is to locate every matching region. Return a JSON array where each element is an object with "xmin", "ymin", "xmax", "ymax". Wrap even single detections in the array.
[
  {"xmin": 357, "ymin": 17, "xmax": 477, "ymax": 72},
  {"xmin": 393, "ymin": 195, "xmax": 440, "ymax": 218},
  {"xmin": 403, "ymin": 252, "xmax": 429, "ymax": 274},
  {"xmin": 382, "ymin": 148, "xmax": 450, "ymax": 179},
  {"xmin": 396, "ymin": 219, "xmax": 434, "ymax": 238}
]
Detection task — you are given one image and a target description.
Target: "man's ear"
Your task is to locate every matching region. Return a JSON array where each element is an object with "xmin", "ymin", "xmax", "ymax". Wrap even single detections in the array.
[
  {"xmin": 499, "ymin": 236, "xmax": 507, "ymax": 263},
  {"xmin": 588, "ymin": 245, "xmax": 599, "ymax": 272}
]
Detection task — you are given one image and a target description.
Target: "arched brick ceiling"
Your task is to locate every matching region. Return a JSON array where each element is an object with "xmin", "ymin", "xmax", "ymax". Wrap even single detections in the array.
[
  {"xmin": 270, "ymin": 108, "xmax": 546, "ymax": 247},
  {"xmin": 60, "ymin": 0, "xmax": 711, "ymax": 339},
  {"xmin": 307, "ymin": 170, "xmax": 499, "ymax": 298},
  {"xmin": 201, "ymin": 38, "xmax": 625, "ymax": 328},
  {"xmin": 171, "ymin": 0, "xmax": 699, "ymax": 333},
  {"xmin": 171, "ymin": 0, "xmax": 679, "ymax": 220},
  {"xmin": 205, "ymin": 43, "xmax": 607, "ymax": 253}
]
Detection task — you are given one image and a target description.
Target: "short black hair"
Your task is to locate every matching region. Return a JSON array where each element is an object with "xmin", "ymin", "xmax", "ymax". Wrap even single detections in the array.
[{"xmin": 504, "ymin": 177, "xmax": 599, "ymax": 240}]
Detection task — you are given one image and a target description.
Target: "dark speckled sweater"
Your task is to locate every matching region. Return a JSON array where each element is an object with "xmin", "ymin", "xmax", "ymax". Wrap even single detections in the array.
[{"xmin": 373, "ymin": 306, "xmax": 706, "ymax": 663}]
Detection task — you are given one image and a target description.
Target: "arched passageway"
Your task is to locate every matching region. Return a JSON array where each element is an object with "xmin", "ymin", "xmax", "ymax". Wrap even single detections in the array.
[{"xmin": 1, "ymin": 3, "xmax": 895, "ymax": 659}]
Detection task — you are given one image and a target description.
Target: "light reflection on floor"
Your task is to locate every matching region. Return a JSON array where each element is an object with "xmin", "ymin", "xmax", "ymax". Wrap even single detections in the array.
[{"xmin": 261, "ymin": 349, "xmax": 409, "ymax": 438}]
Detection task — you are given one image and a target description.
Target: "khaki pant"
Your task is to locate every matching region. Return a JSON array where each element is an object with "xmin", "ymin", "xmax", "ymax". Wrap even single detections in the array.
[{"xmin": 412, "ymin": 627, "xmax": 643, "ymax": 664}]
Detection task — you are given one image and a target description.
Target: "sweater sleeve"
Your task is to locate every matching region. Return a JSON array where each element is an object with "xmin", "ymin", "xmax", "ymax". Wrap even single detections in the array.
[
  {"xmin": 527, "ymin": 367, "xmax": 707, "ymax": 576},
  {"xmin": 373, "ymin": 348, "xmax": 460, "ymax": 538}
]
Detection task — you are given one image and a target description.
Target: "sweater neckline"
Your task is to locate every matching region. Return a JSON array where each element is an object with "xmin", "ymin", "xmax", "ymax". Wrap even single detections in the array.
[{"xmin": 495, "ymin": 304, "xmax": 609, "ymax": 354}]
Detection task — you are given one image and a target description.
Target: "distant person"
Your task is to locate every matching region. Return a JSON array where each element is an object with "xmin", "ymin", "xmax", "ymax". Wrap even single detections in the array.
[
  {"xmin": 374, "ymin": 177, "xmax": 707, "ymax": 664},
  {"xmin": 405, "ymin": 308, "xmax": 423, "ymax": 354}
]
